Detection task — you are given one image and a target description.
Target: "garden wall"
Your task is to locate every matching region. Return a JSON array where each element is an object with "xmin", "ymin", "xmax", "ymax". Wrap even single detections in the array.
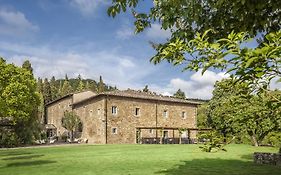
[{"xmin": 254, "ymin": 152, "xmax": 281, "ymax": 166}]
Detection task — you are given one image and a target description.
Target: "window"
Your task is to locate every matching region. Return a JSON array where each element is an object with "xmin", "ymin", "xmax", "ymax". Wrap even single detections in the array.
[
  {"xmin": 97, "ymin": 109, "xmax": 101, "ymax": 115},
  {"xmin": 135, "ymin": 108, "xmax": 140, "ymax": 116},
  {"xmin": 163, "ymin": 110, "xmax": 168, "ymax": 118},
  {"xmin": 182, "ymin": 111, "xmax": 186, "ymax": 119},
  {"xmin": 112, "ymin": 127, "xmax": 117, "ymax": 134},
  {"xmin": 149, "ymin": 129, "xmax": 153, "ymax": 134},
  {"xmin": 112, "ymin": 106, "xmax": 117, "ymax": 115}
]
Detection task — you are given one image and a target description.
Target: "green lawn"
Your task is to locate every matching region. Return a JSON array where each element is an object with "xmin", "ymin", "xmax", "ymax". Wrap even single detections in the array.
[{"xmin": 0, "ymin": 144, "xmax": 279, "ymax": 175}]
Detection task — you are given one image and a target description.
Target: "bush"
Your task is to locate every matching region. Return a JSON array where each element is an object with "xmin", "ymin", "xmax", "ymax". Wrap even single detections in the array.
[
  {"xmin": 0, "ymin": 130, "xmax": 20, "ymax": 148},
  {"xmin": 262, "ymin": 132, "xmax": 281, "ymax": 147}
]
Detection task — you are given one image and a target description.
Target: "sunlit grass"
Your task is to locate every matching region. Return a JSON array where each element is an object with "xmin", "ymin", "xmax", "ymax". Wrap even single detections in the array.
[{"xmin": 0, "ymin": 144, "xmax": 279, "ymax": 175}]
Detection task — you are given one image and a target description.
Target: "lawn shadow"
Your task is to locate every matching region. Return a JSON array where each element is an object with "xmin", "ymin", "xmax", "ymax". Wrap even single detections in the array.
[
  {"xmin": 6, "ymin": 160, "xmax": 57, "ymax": 167},
  {"xmin": 156, "ymin": 157, "xmax": 280, "ymax": 175},
  {"xmin": 2, "ymin": 154, "xmax": 44, "ymax": 160},
  {"xmin": 0, "ymin": 151, "xmax": 32, "ymax": 157},
  {"xmin": 240, "ymin": 154, "xmax": 253, "ymax": 160}
]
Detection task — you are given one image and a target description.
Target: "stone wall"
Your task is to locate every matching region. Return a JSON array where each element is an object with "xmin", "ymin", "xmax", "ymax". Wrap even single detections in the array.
[
  {"xmin": 73, "ymin": 97, "xmax": 106, "ymax": 144},
  {"xmin": 46, "ymin": 96, "xmax": 72, "ymax": 136},
  {"xmin": 106, "ymin": 96, "xmax": 197, "ymax": 144},
  {"xmin": 253, "ymin": 152, "xmax": 281, "ymax": 166},
  {"xmin": 46, "ymin": 93, "xmax": 198, "ymax": 144}
]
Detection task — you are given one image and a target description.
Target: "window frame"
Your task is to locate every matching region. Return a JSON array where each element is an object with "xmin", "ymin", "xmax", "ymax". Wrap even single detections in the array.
[
  {"xmin": 112, "ymin": 127, "xmax": 117, "ymax": 134},
  {"xmin": 112, "ymin": 106, "xmax": 118, "ymax": 115}
]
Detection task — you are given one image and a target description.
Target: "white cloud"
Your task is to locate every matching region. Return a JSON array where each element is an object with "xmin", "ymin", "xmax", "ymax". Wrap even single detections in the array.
[
  {"xmin": 270, "ymin": 77, "xmax": 281, "ymax": 90},
  {"xmin": 151, "ymin": 69, "xmax": 230, "ymax": 99},
  {"xmin": 0, "ymin": 41, "xmax": 155, "ymax": 90},
  {"xmin": 116, "ymin": 25, "xmax": 134, "ymax": 39},
  {"xmin": 69, "ymin": 0, "xmax": 108, "ymax": 16},
  {"xmin": 146, "ymin": 24, "xmax": 171, "ymax": 39},
  {"xmin": 0, "ymin": 8, "xmax": 39, "ymax": 36}
]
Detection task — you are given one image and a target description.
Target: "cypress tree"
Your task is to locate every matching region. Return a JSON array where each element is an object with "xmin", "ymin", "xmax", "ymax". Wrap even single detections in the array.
[
  {"xmin": 98, "ymin": 76, "xmax": 104, "ymax": 93},
  {"xmin": 61, "ymin": 75, "xmax": 73, "ymax": 96},
  {"xmin": 43, "ymin": 78, "xmax": 52, "ymax": 104},
  {"xmin": 50, "ymin": 76, "xmax": 59, "ymax": 101}
]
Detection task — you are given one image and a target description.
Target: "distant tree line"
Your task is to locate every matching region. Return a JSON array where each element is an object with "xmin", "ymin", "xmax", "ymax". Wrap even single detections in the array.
[{"xmin": 37, "ymin": 74, "xmax": 117, "ymax": 105}]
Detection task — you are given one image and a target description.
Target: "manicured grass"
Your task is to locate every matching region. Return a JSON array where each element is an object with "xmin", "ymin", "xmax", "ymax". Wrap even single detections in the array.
[{"xmin": 0, "ymin": 144, "xmax": 279, "ymax": 175}]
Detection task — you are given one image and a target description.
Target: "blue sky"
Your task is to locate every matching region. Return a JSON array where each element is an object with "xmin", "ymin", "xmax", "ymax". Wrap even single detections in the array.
[{"xmin": 3, "ymin": 0, "xmax": 276, "ymax": 99}]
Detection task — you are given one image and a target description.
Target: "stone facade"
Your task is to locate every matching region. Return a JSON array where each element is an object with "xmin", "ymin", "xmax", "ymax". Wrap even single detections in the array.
[{"xmin": 45, "ymin": 89, "xmax": 201, "ymax": 144}]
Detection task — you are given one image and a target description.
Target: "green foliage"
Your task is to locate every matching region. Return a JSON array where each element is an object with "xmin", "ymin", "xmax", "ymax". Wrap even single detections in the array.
[
  {"xmin": 199, "ymin": 131, "xmax": 227, "ymax": 152},
  {"xmin": 0, "ymin": 57, "xmax": 40, "ymax": 147},
  {"xmin": 0, "ymin": 130, "xmax": 19, "ymax": 148},
  {"xmin": 262, "ymin": 132, "xmax": 281, "ymax": 147},
  {"xmin": 43, "ymin": 78, "xmax": 52, "ymax": 103},
  {"xmin": 0, "ymin": 58, "xmax": 40, "ymax": 123},
  {"xmin": 173, "ymin": 89, "xmax": 186, "ymax": 99},
  {"xmin": 108, "ymin": 0, "xmax": 281, "ymax": 39},
  {"xmin": 22, "ymin": 60, "xmax": 33, "ymax": 75},
  {"xmin": 61, "ymin": 111, "xmax": 81, "ymax": 141},
  {"xmin": 98, "ymin": 75, "xmax": 104, "ymax": 93},
  {"xmin": 151, "ymin": 30, "xmax": 281, "ymax": 90},
  {"xmin": 203, "ymin": 78, "xmax": 281, "ymax": 146},
  {"xmin": 60, "ymin": 79, "xmax": 73, "ymax": 96},
  {"xmin": 50, "ymin": 76, "xmax": 59, "ymax": 101},
  {"xmin": 143, "ymin": 85, "xmax": 149, "ymax": 92},
  {"xmin": 108, "ymin": 1, "xmax": 280, "ymax": 91}
]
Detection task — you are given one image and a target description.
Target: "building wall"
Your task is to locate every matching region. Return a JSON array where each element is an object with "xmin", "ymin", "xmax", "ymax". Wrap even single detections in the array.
[
  {"xmin": 106, "ymin": 96, "xmax": 157, "ymax": 144},
  {"xmin": 46, "ymin": 94, "xmax": 198, "ymax": 144},
  {"xmin": 105, "ymin": 96, "xmax": 197, "ymax": 144},
  {"xmin": 46, "ymin": 96, "xmax": 72, "ymax": 136},
  {"xmin": 73, "ymin": 97, "xmax": 106, "ymax": 144}
]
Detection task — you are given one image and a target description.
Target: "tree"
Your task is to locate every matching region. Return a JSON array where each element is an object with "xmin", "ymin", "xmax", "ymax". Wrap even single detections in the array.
[
  {"xmin": 108, "ymin": 1, "xmax": 281, "ymax": 91},
  {"xmin": 50, "ymin": 76, "xmax": 59, "ymax": 101},
  {"xmin": 143, "ymin": 85, "xmax": 149, "ymax": 92},
  {"xmin": 204, "ymin": 79, "xmax": 281, "ymax": 146},
  {"xmin": 108, "ymin": 0, "xmax": 281, "ymax": 40},
  {"xmin": 173, "ymin": 89, "xmax": 186, "ymax": 99},
  {"xmin": 22, "ymin": 60, "xmax": 33, "ymax": 75},
  {"xmin": 77, "ymin": 75, "xmax": 85, "ymax": 92},
  {"xmin": 98, "ymin": 75, "xmax": 104, "ymax": 93},
  {"xmin": 61, "ymin": 111, "xmax": 81, "ymax": 142},
  {"xmin": 37, "ymin": 77, "xmax": 43, "ymax": 94},
  {"xmin": 61, "ymin": 76, "xmax": 73, "ymax": 96},
  {"xmin": 0, "ymin": 57, "xmax": 40, "ymax": 146},
  {"xmin": 43, "ymin": 78, "xmax": 52, "ymax": 104}
]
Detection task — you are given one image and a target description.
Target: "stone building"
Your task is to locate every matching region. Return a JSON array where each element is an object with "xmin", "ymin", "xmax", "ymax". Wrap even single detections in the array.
[{"xmin": 45, "ymin": 89, "xmax": 202, "ymax": 144}]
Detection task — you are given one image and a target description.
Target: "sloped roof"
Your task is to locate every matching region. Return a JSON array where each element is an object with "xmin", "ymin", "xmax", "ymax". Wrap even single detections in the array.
[
  {"xmin": 45, "ymin": 90, "xmax": 97, "ymax": 107},
  {"xmin": 72, "ymin": 89, "xmax": 203, "ymax": 106}
]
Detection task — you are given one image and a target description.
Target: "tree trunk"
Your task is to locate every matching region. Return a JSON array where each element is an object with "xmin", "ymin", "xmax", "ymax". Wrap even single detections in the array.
[
  {"xmin": 251, "ymin": 135, "xmax": 259, "ymax": 147},
  {"xmin": 71, "ymin": 130, "xmax": 74, "ymax": 142}
]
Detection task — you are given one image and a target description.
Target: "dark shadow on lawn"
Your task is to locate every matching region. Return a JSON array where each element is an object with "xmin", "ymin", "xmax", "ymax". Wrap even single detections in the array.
[
  {"xmin": 6, "ymin": 160, "xmax": 57, "ymax": 167},
  {"xmin": 156, "ymin": 158, "xmax": 281, "ymax": 175},
  {"xmin": 0, "ymin": 151, "xmax": 32, "ymax": 157},
  {"xmin": 2, "ymin": 154, "xmax": 44, "ymax": 160},
  {"xmin": 240, "ymin": 154, "xmax": 253, "ymax": 160}
]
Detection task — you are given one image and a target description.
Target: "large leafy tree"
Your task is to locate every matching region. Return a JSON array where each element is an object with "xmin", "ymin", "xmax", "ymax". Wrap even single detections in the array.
[
  {"xmin": 61, "ymin": 111, "xmax": 81, "ymax": 142},
  {"xmin": 108, "ymin": 0, "xmax": 281, "ymax": 39},
  {"xmin": 108, "ymin": 1, "xmax": 281, "ymax": 90},
  {"xmin": 205, "ymin": 79, "xmax": 281, "ymax": 146},
  {"xmin": 0, "ymin": 58, "xmax": 40, "ymax": 145}
]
